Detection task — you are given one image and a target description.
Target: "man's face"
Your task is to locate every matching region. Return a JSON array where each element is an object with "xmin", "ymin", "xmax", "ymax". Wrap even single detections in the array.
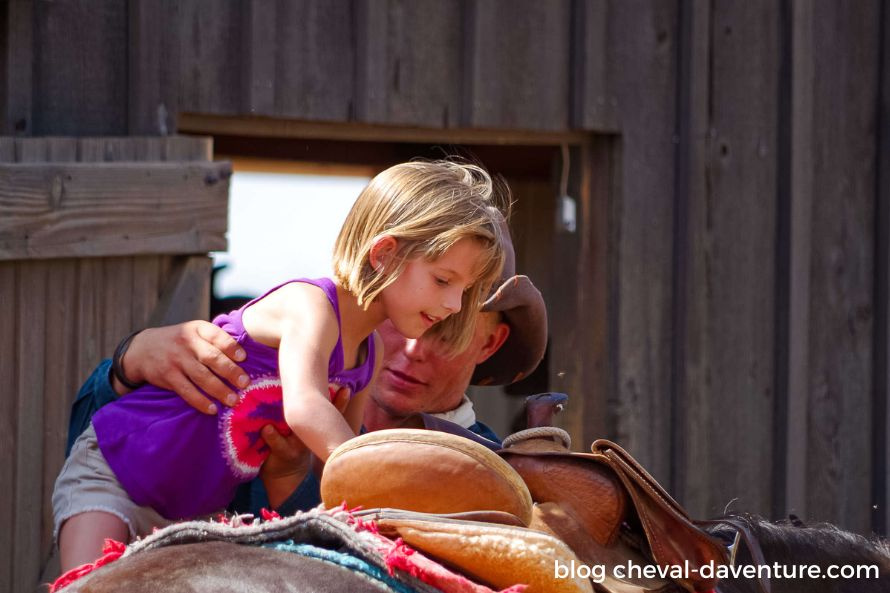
[{"xmin": 371, "ymin": 313, "xmax": 506, "ymax": 419}]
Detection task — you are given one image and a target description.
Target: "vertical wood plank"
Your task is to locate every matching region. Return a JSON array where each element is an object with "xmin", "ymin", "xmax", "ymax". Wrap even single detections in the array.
[
  {"xmin": 272, "ymin": 0, "xmax": 355, "ymax": 121},
  {"xmin": 0, "ymin": 138, "xmax": 15, "ymax": 162},
  {"xmin": 45, "ymin": 137, "xmax": 79, "ymax": 162},
  {"xmin": 608, "ymin": 0, "xmax": 679, "ymax": 485},
  {"xmin": 354, "ymin": 0, "xmax": 462, "ymax": 127},
  {"xmin": 241, "ymin": 0, "xmax": 277, "ymax": 115},
  {"xmin": 13, "ymin": 261, "xmax": 47, "ymax": 593},
  {"xmin": 32, "ymin": 0, "xmax": 128, "ymax": 135},
  {"xmin": 15, "ymin": 138, "xmax": 47, "ymax": 162},
  {"xmin": 100, "ymin": 137, "xmax": 137, "ymax": 161},
  {"xmin": 39, "ymin": 142, "xmax": 80, "ymax": 577},
  {"xmin": 681, "ymin": 2, "xmax": 781, "ymax": 519},
  {"xmin": 131, "ymin": 256, "xmax": 163, "ymax": 327},
  {"xmin": 163, "ymin": 135, "xmax": 213, "ymax": 161},
  {"xmin": 101, "ymin": 258, "xmax": 134, "ymax": 355},
  {"xmin": 0, "ymin": 262, "xmax": 17, "ymax": 593},
  {"xmin": 785, "ymin": 0, "xmax": 815, "ymax": 524},
  {"xmin": 176, "ymin": 0, "xmax": 243, "ymax": 115},
  {"xmin": 40, "ymin": 261, "xmax": 77, "ymax": 582},
  {"xmin": 77, "ymin": 138, "xmax": 106, "ymax": 162},
  {"xmin": 802, "ymin": 1, "xmax": 880, "ymax": 533},
  {"xmin": 74, "ymin": 258, "xmax": 103, "ymax": 400},
  {"xmin": 464, "ymin": 0, "xmax": 571, "ymax": 130},
  {"xmin": 149, "ymin": 256, "xmax": 212, "ymax": 327},
  {"xmin": 132, "ymin": 137, "xmax": 165, "ymax": 161},
  {"xmin": 875, "ymin": 0, "xmax": 890, "ymax": 538},
  {"xmin": 14, "ymin": 138, "xmax": 48, "ymax": 592},
  {"xmin": 2, "ymin": 0, "xmax": 34, "ymax": 135},
  {"xmin": 128, "ymin": 0, "xmax": 176, "ymax": 135},
  {"xmin": 573, "ymin": 0, "xmax": 618, "ymax": 131}
]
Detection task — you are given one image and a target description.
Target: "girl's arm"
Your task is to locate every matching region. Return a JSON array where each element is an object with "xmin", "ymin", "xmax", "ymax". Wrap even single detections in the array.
[
  {"xmin": 342, "ymin": 331, "xmax": 384, "ymax": 434},
  {"xmin": 274, "ymin": 293, "xmax": 356, "ymax": 463}
]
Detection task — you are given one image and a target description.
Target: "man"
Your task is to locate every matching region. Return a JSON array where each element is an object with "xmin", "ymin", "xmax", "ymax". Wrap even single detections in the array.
[{"xmin": 67, "ymin": 226, "xmax": 547, "ymax": 512}]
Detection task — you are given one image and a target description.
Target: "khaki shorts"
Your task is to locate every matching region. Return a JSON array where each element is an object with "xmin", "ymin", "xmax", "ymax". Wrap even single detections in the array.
[{"xmin": 52, "ymin": 424, "xmax": 175, "ymax": 542}]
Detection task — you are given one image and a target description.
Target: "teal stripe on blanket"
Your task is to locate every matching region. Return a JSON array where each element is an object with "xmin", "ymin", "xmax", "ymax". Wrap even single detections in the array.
[{"xmin": 263, "ymin": 541, "xmax": 420, "ymax": 593}]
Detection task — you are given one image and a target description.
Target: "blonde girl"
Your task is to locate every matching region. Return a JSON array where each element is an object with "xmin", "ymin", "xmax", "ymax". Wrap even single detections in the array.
[{"xmin": 53, "ymin": 160, "xmax": 507, "ymax": 571}]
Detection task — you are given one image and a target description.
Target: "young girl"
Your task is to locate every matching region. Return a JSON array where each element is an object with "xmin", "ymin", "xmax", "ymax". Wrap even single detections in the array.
[{"xmin": 53, "ymin": 160, "xmax": 507, "ymax": 571}]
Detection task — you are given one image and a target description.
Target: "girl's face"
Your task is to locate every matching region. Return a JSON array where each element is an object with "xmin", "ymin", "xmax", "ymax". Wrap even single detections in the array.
[{"xmin": 378, "ymin": 237, "xmax": 485, "ymax": 339}]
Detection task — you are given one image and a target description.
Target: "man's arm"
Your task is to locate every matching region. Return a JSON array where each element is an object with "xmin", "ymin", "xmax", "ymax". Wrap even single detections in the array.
[
  {"xmin": 66, "ymin": 321, "xmax": 250, "ymax": 451},
  {"xmin": 66, "ymin": 359, "xmax": 119, "ymax": 455},
  {"xmin": 120, "ymin": 321, "xmax": 250, "ymax": 412}
]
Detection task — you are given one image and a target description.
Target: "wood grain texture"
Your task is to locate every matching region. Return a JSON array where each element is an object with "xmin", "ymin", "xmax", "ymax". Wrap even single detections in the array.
[
  {"xmin": 13, "ymin": 262, "xmax": 47, "ymax": 593},
  {"xmin": 149, "ymin": 255, "xmax": 213, "ymax": 326},
  {"xmin": 355, "ymin": 0, "xmax": 462, "ymax": 127},
  {"xmin": 801, "ymin": 1, "xmax": 880, "ymax": 533},
  {"xmin": 463, "ymin": 0, "xmax": 571, "ymax": 130},
  {"xmin": 32, "ymin": 0, "xmax": 128, "ymax": 134},
  {"xmin": 273, "ymin": 0, "xmax": 355, "ymax": 121},
  {"xmin": 607, "ymin": 0, "xmax": 679, "ymax": 484},
  {"xmin": 3, "ymin": 0, "xmax": 34, "ymax": 135},
  {"xmin": 41, "ymin": 260, "xmax": 77, "ymax": 573},
  {"xmin": 0, "ymin": 138, "xmax": 14, "ymax": 162},
  {"xmin": 681, "ymin": 1, "xmax": 781, "ymax": 520},
  {"xmin": 101, "ymin": 258, "xmax": 135, "ymax": 355},
  {"xmin": 128, "ymin": 0, "xmax": 177, "ymax": 134},
  {"xmin": 0, "ymin": 262, "xmax": 16, "ymax": 593},
  {"xmin": 572, "ymin": 0, "xmax": 619, "ymax": 131},
  {"xmin": 162, "ymin": 135, "xmax": 213, "ymax": 161},
  {"xmin": 176, "ymin": 0, "xmax": 242, "ymax": 115},
  {"xmin": 241, "ymin": 0, "xmax": 277, "ymax": 115},
  {"xmin": 875, "ymin": 0, "xmax": 890, "ymax": 537},
  {"xmin": 131, "ymin": 256, "xmax": 164, "ymax": 328},
  {"xmin": 0, "ymin": 161, "xmax": 229, "ymax": 259}
]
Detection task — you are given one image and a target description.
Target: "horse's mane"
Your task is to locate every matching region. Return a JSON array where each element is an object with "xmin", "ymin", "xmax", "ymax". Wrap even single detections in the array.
[{"xmin": 704, "ymin": 514, "xmax": 890, "ymax": 593}]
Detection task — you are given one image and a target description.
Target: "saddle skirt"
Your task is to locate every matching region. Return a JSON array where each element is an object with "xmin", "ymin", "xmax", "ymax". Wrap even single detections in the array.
[{"xmin": 499, "ymin": 428, "xmax": 729, "ymax": 593}]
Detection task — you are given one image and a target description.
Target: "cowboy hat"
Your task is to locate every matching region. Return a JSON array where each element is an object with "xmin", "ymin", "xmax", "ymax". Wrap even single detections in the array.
[{"xmin": 470, "ymin": 213, "xmax": 547, "ymax": 386}]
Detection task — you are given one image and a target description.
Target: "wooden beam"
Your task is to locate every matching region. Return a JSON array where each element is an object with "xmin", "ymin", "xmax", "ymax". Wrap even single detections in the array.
[
  {"xmin": 178, "ymin": 113, "xmax": 587, "ymax": 146},
  {"xmin": 0, "ymin": 161, "xmax": 229, "ymax": 260}
]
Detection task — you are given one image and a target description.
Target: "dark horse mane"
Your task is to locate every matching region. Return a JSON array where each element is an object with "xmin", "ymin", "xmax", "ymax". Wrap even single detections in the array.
[{"xmin": 703, "ymin": 513, "xmax": 890, "ymax": 593}]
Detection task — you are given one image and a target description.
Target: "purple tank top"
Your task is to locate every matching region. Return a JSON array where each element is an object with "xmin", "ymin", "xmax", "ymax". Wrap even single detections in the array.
[{"xmin": 92, "ymin": 278, "xmax": 376, "ymax": 520}]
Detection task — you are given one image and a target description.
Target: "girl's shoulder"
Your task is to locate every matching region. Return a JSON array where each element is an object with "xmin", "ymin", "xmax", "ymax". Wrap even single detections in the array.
[
  {"xmin": 242, "ymin": 279, "xmax": 339, "ymax": 345},
  {"xmin": 256, "ymin": 280, "xmax": 334, "ymax": 317}
]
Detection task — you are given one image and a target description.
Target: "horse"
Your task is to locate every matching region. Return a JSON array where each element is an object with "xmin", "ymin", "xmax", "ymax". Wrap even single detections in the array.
[
  {"xmin": 702, "ymin": 514, "xmax": 890, "ymax": 593},
  {"xmin": 51, "ymin": 511, "xmax": 889, "ymax": 593},
  {"xmin": 48, "ymin": 397, "xmax": 890, "ymax": 593}
]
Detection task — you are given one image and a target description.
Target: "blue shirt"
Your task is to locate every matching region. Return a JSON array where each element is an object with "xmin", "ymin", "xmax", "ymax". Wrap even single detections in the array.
[{"xmin": 68, "ymin": 359, "xmax": 501, "ymax": 516}]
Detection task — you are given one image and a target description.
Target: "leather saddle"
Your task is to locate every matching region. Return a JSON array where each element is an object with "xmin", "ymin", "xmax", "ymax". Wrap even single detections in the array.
[
  {"xmin": 499, "ymin": 427, "xmax": 728, "ymax": 592},
  {"xmin": 320, "ymin": 418, "xmax": 727, "ymax": 593}
]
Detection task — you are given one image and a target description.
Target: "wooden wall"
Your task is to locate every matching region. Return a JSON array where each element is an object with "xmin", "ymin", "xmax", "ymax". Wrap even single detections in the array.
[
  {"xmin": 0, "ymin": 136, "xmax": 227, "ymax": 592},
  {"xmin": 1, "ymin": 0, "xmax": 888, "ymax": 562}
]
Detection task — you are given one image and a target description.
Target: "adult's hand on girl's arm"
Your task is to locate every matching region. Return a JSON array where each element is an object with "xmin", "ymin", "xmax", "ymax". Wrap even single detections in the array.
[{"xmin": 117, "ymin": 321, "xmax": 250, "ymax": 414}]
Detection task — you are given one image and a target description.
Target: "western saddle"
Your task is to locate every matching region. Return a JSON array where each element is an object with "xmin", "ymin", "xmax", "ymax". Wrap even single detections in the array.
[{"xmin": 320, "ymin": 393, "xmax": 729, "ymax": 593}]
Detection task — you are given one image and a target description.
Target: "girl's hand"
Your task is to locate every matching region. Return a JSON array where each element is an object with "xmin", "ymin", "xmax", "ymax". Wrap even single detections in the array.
[
  {"xmin": 260, "ymin": 386, "xmax": 350, "ymax": 508},
  {"xmin": 118, "ymin": 321, "xmax": 250, "ymax": 414}
]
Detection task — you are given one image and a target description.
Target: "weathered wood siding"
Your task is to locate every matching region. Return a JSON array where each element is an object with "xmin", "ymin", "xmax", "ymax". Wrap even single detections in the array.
[
  {"xmin": 1, "ymin": 0, "xmax": 888, "ymax": 558},
  {"xmin": 0, "ymin": 136, "xmax": 226, "ymax": 593}
]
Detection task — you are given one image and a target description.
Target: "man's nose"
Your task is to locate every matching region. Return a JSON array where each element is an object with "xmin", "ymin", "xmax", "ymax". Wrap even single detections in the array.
[{"xmin": 403, "ymin": 337, "xmax": 427, "ymax": 360}]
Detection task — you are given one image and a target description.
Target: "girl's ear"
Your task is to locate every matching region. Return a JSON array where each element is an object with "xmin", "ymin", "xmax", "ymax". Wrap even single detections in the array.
[{"xmin": 369, "ymin": 235, "xmax": 398, "ymax": 272}]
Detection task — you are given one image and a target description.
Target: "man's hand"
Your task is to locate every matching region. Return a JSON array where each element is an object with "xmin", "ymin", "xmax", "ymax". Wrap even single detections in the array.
[
  {"xmin": 117, "ymin": 321, "xmax": 250, "ymax": 414},
  {"xmin": 260, "ymin": 386, "xmax": 351, "ymax": 508}
]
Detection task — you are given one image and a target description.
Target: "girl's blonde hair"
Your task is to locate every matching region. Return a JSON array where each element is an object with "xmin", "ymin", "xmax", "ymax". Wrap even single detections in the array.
[{"xmin": 333, "ymin": 160, "xmax": 508, "ymax": 354}]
